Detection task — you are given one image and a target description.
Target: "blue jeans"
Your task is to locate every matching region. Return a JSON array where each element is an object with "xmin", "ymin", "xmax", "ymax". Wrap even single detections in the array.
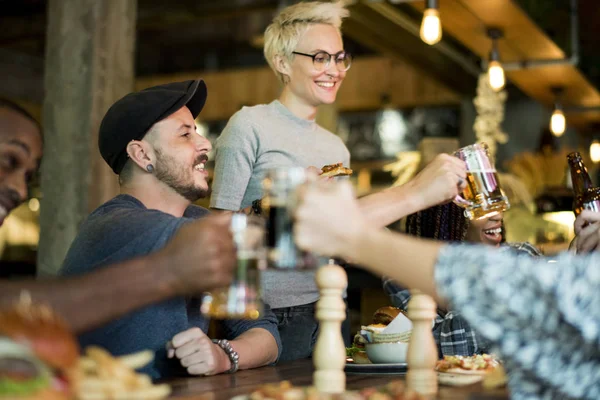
[{"xmin": 273, "ymin": 302, "xmax": 350, "ymax": 362}]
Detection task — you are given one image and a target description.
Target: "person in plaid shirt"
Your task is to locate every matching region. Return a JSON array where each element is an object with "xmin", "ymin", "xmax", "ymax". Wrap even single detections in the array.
[
  {"xmin": 383, "ymin": 203, "xmax": 541, "ymax": 357},
  {"xmin": 295, "ymin": 182, "xmax": 600, "ymax": 399}
]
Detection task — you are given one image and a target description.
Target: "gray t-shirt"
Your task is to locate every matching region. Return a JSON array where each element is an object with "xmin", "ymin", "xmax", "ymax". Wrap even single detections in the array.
[
  {"xmin": 210, "ymin": 100, "xmax": 350, "ymax": 309},
  {"xmin": 60, "ymin": 195, "xmax": 281, "ymax": 379}
]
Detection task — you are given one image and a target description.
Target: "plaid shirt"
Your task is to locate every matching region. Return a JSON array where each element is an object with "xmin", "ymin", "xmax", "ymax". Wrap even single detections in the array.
[
  {"xmin": 383, "ymin": 242, "xmax": 541, "ymax": 358},
  {"xmin": 503, "ymin": 241, "xmax": 543, "ymax": 257},
  {"xmin": 436, "ymin": 244, "xmax": 600, "ymax": 399}
]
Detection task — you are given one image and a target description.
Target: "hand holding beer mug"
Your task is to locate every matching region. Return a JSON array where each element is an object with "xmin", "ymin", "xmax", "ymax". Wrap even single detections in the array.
[
  {"xmin": 201, "ymin": 214, "xmax": 265, "ymax": 319},
  {"xmin": 453, "ymin": 142, "xmax": 510, "ymax": 220}
]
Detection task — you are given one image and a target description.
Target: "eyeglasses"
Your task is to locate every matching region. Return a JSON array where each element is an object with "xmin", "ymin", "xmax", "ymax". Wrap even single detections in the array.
[{"xmin": 292, "ymin": 51, "xmax": 352, "ymax": 72}]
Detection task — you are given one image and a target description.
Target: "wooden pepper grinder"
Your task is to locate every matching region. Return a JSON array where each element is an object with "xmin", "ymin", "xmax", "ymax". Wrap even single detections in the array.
[
  {"xmin": 406, "ymin": 291, "xmax": 438, "ymax": 396},
  {"xmin": 313, "ymin": 262, "xmax": 347, "ymax": 394}
]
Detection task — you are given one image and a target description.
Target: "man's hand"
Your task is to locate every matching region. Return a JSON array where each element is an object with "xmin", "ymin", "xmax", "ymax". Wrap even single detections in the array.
[
  {"xmin": 158, "ymin": 214, "xmax": 236, "ymax": 295},
  {"xmin": 167, "ymin": 328, "xmax": 230, "ymax": 376},
  {"xmin": 294, "ymin": 181, "xmax": 365, "ymax": 259},
  {"xmin": 404, "ymin": 154, "xmax": 467, "ymax": 210},
  {"xmin": 574, "ymin": 210, "xmax": 600, "ymax": 253}
]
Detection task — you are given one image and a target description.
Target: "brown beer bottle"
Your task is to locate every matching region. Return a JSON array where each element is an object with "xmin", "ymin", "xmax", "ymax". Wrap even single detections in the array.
[
  {"xmin": 567, "ymin": 152, "xmax": 594, "ymax": 215},
  {"xmin": 582, "ymin": 188, "xmax": 600, "ymax": 213}
]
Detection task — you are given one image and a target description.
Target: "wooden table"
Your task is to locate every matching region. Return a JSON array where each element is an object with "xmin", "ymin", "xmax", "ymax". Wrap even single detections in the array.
[{"xmin": 165, "ymin": 359, "xmax": 509, "ymax": 400}]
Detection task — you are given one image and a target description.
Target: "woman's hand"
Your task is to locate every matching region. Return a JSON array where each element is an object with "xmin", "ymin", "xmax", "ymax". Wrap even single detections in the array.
[
  {"xmin": 294, "ymin": 181, "xmax": 365, "ymax": 259},
  {"xmin": 574, "ymin": 210, "xmax": 600, "ymax": 253}
]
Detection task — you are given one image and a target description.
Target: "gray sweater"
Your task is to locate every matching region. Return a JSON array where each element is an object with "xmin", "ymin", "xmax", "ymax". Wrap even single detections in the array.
[{"xmin": 210, "ymin": 100, "xmax": 350, "ymax": 308}]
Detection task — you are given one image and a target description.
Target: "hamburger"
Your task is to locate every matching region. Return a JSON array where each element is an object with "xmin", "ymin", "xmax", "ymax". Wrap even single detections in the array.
[
  {"xmin": 320, "ymin": 163, "xmax": 353, "ymax": 178},
  {"xmin": 0, "ymin": 300, "xmax": 79, "ymax": 399},
  {"xmin": 372, "ymin": 306, "xmax": 403, "ymax": 326},
  {"xmin": 347, "ymin": 306, "xmax": 405, "ymax": 364}
]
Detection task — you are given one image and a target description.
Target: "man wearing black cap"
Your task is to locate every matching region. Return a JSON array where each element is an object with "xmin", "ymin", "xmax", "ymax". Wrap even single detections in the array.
[{"xmin": 59, "ymin": 81, "xmax": 281, "ymax": 379}]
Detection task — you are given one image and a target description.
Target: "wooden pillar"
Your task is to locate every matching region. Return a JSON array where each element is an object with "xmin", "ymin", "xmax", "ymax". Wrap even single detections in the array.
[{"xmin": 38, "ymin": 0, "xmax": 136, "ymax": 277}]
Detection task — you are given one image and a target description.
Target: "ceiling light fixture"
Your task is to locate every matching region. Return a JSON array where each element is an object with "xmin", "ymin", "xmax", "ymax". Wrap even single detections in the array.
[
  {"xmin": 487, "ymin": 28, "xmax": 505, "ymax": 91},
  {"xmin": 420, "ymin": 0, "xmax": 442, "ymax": 45},
  {"xmin": 550, "ymin": 87, "xmax": 566, "ymax": 137},
  {"xmin": 590, "ymin": 139, "xmax": 600, "ymax": 163}
]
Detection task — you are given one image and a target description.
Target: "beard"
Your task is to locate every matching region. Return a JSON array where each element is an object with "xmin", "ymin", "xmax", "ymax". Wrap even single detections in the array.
[{"xmin": 153, "ymin": 147, "xmax": 210, "ymax": 202}]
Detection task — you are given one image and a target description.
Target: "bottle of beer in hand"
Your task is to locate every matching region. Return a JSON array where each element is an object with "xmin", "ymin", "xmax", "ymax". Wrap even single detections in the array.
[{"xmin": 567, "ymin": 152, "xmax": 599, "ymax": 215}]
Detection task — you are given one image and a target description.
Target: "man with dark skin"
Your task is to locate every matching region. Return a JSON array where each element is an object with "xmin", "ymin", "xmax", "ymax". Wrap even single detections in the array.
[{"xmin": 0, "ymin": 99, "xmax": 236, "ymax": 333}]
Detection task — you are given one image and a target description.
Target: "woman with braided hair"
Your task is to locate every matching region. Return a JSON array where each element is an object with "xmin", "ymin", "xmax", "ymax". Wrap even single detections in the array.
[
  {"xmin": 406, "ymin": 203, "xmax": 540, "ymax": 254},
  {"xmin": 405, "ymin": 202, "xmax": 469, "ymax": 242},
  {"xmin": 384, "ymin": 203, "xmax": 541, "ymax": 357}
]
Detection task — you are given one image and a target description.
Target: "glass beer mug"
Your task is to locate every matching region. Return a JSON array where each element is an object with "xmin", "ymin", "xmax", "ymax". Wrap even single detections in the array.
[
  {"xmin": 262, "ymin": 167, "xmax": 317, "ymax": 269},
  {"xmin": 453, "ymin": 142, "xmax": 510, "ymax": 220},
  {"xmin": 201, "ymin": 214, "xmax": 265, "ymax": 319}
]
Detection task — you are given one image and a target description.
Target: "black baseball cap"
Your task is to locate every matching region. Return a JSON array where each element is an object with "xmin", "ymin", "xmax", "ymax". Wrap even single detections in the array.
[{"xmin": 98, "ymin": 80, "xmax": 208, "ymax": 175}]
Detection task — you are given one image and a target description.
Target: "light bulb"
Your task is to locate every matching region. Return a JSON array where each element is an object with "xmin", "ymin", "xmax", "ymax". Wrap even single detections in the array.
[
  {"xmin": 420, "ymin": 9, "xmax": 442, "ymax": 45},
  {"xmin": 488, "ymin": 60, "xmax": 505, "ymax": 91},
  {"xmin": 550, "ymin": 109, "xmax": 566, "ymax": 137},
  {"xmin": 590, "ymin": 140, "xmax": 600, "ymax": 163}
]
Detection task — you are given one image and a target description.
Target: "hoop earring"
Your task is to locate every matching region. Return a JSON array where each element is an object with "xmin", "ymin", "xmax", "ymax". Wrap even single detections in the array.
[{"xmin": 146, "ymin": 164, "xmax": 154, "ymax": 173}]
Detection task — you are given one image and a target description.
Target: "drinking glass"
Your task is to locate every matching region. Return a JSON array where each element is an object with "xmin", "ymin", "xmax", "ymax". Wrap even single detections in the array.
[
  {"xmin": 453, "ymin": 142, "xmax": 510, "ymax": 220},
  {"xmin": 201, "ymin": 214, "xmax": 265, "ymax": 319},
  {"xmin": 262, "ymin": 167, "xmax": 318, "ymax": 269}
]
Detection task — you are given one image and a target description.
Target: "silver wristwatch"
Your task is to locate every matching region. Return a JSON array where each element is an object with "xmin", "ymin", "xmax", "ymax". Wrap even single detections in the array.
[{"xmin": 213, "ymin": 339, "xmax": 239, "ymax": 373}]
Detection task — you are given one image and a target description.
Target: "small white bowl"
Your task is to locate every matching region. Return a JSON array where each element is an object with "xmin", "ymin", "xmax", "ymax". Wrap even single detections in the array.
[{"xmin": 365, "ymin": 342, "xmax": 408, "ymax": 364}]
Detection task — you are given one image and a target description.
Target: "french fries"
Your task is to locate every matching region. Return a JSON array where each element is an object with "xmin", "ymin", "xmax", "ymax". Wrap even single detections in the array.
[{"xmin": 72, "ymin": 346, "xmax": 171, "ymax": 400}]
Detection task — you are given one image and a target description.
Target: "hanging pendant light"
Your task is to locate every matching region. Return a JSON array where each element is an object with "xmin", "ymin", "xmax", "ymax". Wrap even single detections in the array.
[
  {"xmin": 550, "ymin": 87, "xmax": 566, "ymax": 137},
  {"xmin": 487, "ymin": 28, "xmax": 505, "ymax": 91},
  {"xmin": 420, "ymin": 0, "xmax": 442, "ymax": 45}
]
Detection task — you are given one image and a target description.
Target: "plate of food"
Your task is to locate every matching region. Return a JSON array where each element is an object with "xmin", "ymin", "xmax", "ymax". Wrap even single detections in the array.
[
  {"xmin": 345, "ymin": 306, "xmax": 410, "ymax": 374},
  {"xmin": 0, "ymin": 294, "xmax": 171, "ymax": 400},
  {"xmin": 435, "ymin": 354, "xmax": 500, "ymax": 386},
  {"xmin": 345, "ymin": 360, "xmax": 408, "ymax": 374}
]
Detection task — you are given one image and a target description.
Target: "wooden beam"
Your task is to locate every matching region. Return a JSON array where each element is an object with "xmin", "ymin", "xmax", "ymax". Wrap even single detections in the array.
[
  {"xmin": 345, "ymin": 2, "xmax": 477, "ymax": 95},
  {"xmin": 410, "ymin": 0, "xmax": 565, "ymax": 62},
  {"xmin": 5, "ymin": 52, "xmax": 460, "ymax": 125},
  {"xmin": 136, "ymin": 56, "xmax": 460, "ymax": 122},
  {"xmin": 409, "ymin": 0, "xmax": 600, "ymax": 129},
  {"xmin": 38, "ymin": 0, "xmax": 137, "ymax": 277}
]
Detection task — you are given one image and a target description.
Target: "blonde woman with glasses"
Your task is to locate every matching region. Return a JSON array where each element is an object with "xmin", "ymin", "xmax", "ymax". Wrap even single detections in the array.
[
  {"xmin": 211, "ymin": 0, "xmax": 468, "ymax": 362},
  {"xmin": 211, "ymin": 1, "xmax": 352, "ymax": 215},
  {"xmin": 210, "ymin": 1, "xmax": 353, "ymax": 363}
]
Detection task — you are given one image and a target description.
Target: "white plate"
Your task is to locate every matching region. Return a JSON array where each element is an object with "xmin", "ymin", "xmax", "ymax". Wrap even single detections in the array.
[
  {"xmin": 345, "ymin": 361, "xmax": 407, "ymax": 374},
  {"xmin": 437, "ymin": 371, "xmax": 483, "ymax": 386}
]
